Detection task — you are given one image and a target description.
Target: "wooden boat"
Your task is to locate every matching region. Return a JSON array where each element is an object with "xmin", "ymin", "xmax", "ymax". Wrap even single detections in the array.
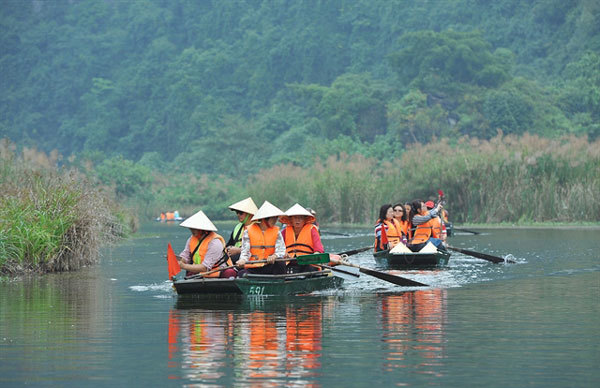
[
  {"xmin": 235, "ymin": 270, "xmax": 343, "ymax": 296},
  {"xmin": 173, "ymin": 269, "xmax": 343, "ymax": 296},
  {"xmin": 173, "ymin": 277, "xmax": 241, "ymax": 295},
  {"xmin": 373, "ymin": 248, "xmax": 451, "ymax": 268}
]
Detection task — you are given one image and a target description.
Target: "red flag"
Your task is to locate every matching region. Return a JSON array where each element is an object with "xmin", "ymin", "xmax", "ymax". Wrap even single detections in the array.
[
  {"xmin": 167, "ymin": 243, "xmax": 181, "ymax": 280},
  {"xmin": 380, "ymin": 222, "xmax": 389, "ymax": 246}
]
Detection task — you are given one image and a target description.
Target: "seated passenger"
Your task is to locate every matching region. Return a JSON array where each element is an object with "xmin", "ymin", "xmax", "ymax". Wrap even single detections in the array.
[
  {"xmin": 177, "ymin": 210, "xmax": 237, "ymax": 278},
  {"xmin": 425, "ymin": 200, "xmax": 446, "ymax": 243},
  {"xmin": 236, "ymin": 201, "xmax": 287, "ymax": 277},
  {"xmin": 393, "ymin": 202, "xmax": 409, "ymax": 244},
  {"xmin": 408, "ymin": 200, "xmax": 446, "ymax": 252},
  {"xmin": 374, "ymin": 204, "xmax": 401, "ymax": 252},
  {"xmin": 280, "ymin": 203, "xmax": 324, "ymax": 273},
  {"xmin": 225, "ymin": 197, "xmax": 258, "ymax": 264}
]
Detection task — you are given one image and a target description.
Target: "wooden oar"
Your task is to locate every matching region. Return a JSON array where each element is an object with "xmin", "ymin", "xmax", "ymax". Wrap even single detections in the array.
[
  {"xmin": 336, "ymin": 246, "xmax": 372, "ymax": 256},
  {"xmin": 331, "ymin": 256, "xmax": 428, "ymax": 287},
  {"xmin": 447, "ymin": 245, "xmax": 515, "ymax": 264},
  {"xmin": 318, "ymin": 264, "xmax": 360, "ymax": 278},
  {"xmin": 184, "ymin": 254, "xmax": 331, "ymax": 280},
  {"xmin": 313, "ymin": 248, "xmax": 371, "ymax": 278}
]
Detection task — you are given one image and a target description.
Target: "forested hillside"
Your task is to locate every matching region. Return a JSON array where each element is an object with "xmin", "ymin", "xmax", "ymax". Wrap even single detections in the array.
[{"xmin": 2, "ymin": 0, "xmax": 599, "ymax": 222}]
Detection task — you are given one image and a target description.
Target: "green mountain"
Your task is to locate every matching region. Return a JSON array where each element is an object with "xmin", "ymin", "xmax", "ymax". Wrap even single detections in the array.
[{"xmin": 2, "ymin": 0, "xmax": 599, "ymax": 177}]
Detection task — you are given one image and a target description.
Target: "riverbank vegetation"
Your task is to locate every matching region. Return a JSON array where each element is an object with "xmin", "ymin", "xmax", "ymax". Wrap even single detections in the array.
[
  {"xmin": 248, "ymin": 133, "xmax": 600, "ymax": 224},
  {"xmin": 71, "ymin": 133, "xmax": 599, "ymax": 225},
  {"xmin": 0, "ymin": 141, "xmax": 134, "ymax": 275}
]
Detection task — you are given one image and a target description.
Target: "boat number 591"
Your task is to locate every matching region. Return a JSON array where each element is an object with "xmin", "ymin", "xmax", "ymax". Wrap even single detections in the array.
[{"xmin": 248, "ymin": 286, "xmax": 265, "ymax": 295}]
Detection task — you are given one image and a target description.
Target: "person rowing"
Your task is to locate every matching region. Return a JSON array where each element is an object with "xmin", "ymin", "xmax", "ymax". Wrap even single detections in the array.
[
  {"xmin": 177, "ymin": 210, "xmax": 237, "ymax": 278},
  {"xmin": 280, "ymin": 203, "xmax": 324, "ymax": 273},
  {"xmin": 236, "ymin": 201, "xmax": 287, "ymax": 277},
  {"xmin": 408, "ymin": 200, "xmax": 446, "ymax": 252},
  {"xmin": 225, "ymin": 197, "xmax": 258, "ymax": 264}
]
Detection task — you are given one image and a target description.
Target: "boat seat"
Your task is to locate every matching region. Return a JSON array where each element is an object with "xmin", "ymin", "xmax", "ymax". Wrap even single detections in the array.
[
  {"xmin": 390, "ymin": 242, "xmax": 412, "ymax": 253},
  {"xmin": 419, "ymin": 241, "xmax": 438, "ymax": 253}
]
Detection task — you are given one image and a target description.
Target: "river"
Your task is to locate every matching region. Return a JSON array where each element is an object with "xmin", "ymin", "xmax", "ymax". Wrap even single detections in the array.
[{"xmin": 1, "ymin": 223, "xmax": 598, "ymax": 386}]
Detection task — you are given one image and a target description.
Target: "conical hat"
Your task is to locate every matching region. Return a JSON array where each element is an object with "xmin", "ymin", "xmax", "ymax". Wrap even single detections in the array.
[
  {"xmin": 251, "ymin": 201, "xmax": 285, "ymax": 221},
  {"xmin": 228, "ymin": 197, "xmax": 258, "ymax": 215},
  {"xmin": 179, "ymin": 210, "xmax": 217, "ymax": 231},
  {"xmin": 280, "ymin": 203, "xmax": 316, "ymax": 224}
]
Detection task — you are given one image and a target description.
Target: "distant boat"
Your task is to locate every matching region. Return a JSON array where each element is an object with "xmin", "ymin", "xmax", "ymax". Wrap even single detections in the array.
[{"xmin": 373, "ymin": 242, "xmax": 451, "ymax": 268}]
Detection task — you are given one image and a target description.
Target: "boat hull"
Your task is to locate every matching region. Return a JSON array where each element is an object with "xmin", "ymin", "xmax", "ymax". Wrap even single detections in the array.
[
  {"xmin": 173, "ymin": 271, "xmax": 343, "ymax": 296},
  {"xmin": 373, "ymin": 249, "xmax": 451, "ymax": 268},
  {"xmin": 173, "ymin": 277, "xmax": 241, "ymax": 295},
  {"xmin": 235, "ymin": 271, "xmax": 343, "ymax": 296}
]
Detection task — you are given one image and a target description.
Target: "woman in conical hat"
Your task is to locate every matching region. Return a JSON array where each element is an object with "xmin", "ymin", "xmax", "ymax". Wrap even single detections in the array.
[
  {"xmin": 279, "ymin": 204, "xmax": 324, "ymax": 273},
  {"xmin": 225, "ymin": 197, "xmax": 258, "ymax": 263},
  {"xmin": 236, "ymin": 201, "xmax": 286, "ymax": 276},
  {"xmin": 178, "ymin": 210, "xmax": 237, "ymax": 278}
]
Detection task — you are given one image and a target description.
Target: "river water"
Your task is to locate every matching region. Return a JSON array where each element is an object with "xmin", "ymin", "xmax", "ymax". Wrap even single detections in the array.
[{"xmin": 1, "ymin": 223, "xmax": 599, "ymax": 387}]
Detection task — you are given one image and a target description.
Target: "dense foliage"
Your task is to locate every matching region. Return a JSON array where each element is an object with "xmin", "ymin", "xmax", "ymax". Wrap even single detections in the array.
[
  {"xmin": 1, "ymin": 0, "xmax": 599, "ymax": 224},
  {"xmin": 2, "ymin": 1, "xmax": 599, "ymax": 161},
  {"xmin": 0, "ymin": 140, "xmax": 133, "ymax": 274}
]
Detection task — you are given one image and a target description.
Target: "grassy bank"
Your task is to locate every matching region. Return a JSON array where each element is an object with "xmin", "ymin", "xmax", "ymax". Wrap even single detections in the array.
[
  {"xmin": 247, "ymin": 134, "xmax": 600, "ymax": 224},
  {"xmin": 0, "ymin": 141, "xmax": 134, "ymax": 275}
]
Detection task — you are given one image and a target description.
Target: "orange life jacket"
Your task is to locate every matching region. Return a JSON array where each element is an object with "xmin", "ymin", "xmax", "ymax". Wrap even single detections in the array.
[
  {"xmin": 399, "ymin": 219, "xmax": 410, "ymax": 237},
  {"xmin": 160, "ymin": 213, "xmax": 166, "ymax": 221},
  {"xmin": 166, "ymin": 212, "xmax": 175, "ymax": 220},
  {"xmin": 189, "ymin": 232, "xmax": 228, "ymax": 277},
  {"xmin": 385, "ymin": 219, "xmax": 402, "ymax": 245},
  {"xmin": 247, "ymin": 223, "xmax": 279, "ymax": 268},
  {"xmin": 283, "ymin": 224, "xmax": 317, "ymax": 257},
  {"xmin": 411, "ymin": 219, "xmax": 434, "ymax": 244},
  {"xmin": 430, "ymin": 216, "xmax": 442, "ymax": 239}
]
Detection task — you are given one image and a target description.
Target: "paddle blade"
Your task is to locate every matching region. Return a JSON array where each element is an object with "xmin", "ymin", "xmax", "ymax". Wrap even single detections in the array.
[
  {"xmin": 167, "ymin": 243, "xmax": 181, "ymax": 280},
  {"xmin": 296, "ymin": 253, "xmax": 330, "ymax": 265},
  {"xmin": 447, "ymin": 246, "xmax": 511, "ymax": 264},
  {"xmin": 358, "ymin": 267, "xmax": 427, "ymax": 287}
]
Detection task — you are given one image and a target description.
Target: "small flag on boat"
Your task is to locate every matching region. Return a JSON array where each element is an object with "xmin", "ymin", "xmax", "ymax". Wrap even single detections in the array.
[
  {"xmin": 167, "ymin": 243, "xmax": 181, "ymax": 280},
  {"xmin": 380, "ymin": 222, "xmax": 389, "ymax": 246}
]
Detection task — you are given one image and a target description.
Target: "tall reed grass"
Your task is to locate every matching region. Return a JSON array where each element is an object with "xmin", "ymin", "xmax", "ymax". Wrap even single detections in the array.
[
  {"xmin": 246, "ymin": 133, "xmax": 600, "ymax": 224},
  {"xmin": 0, "ymin": 140, "xmax": 125, "ymax": 274}
]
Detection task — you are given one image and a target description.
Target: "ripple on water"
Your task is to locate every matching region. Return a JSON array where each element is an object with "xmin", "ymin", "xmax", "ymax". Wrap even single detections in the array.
[{"xmin": 129, "ymin": 281, "xmax": 173, "ymax": 293}]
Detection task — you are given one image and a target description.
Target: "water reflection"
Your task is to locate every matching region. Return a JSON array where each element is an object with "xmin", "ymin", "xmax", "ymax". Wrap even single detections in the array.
[
  {"xmin": 168, "ymin": 298, "xmax": 325, "ymax": 386},
  {"xmin": 379, "ymin": 290, "xmax": 447, "ymax": 375}
]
